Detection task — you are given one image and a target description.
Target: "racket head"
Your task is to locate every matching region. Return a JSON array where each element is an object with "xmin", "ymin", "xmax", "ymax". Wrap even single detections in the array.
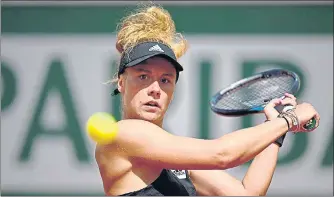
[{"xmin": 210, "ymin": 69, "xmax": 301, "ymax": 116}]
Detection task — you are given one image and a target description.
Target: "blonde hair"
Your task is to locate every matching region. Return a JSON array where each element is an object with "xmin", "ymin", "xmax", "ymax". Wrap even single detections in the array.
[{"xmin": 108, "ymin": 3, "xmax": 188, "ymax": 84}]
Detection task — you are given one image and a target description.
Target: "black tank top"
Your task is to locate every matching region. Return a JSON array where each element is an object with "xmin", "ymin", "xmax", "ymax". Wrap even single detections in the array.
[{"xmin": 119, "ymin": 169, "xmax": 197, "ymax": 196}]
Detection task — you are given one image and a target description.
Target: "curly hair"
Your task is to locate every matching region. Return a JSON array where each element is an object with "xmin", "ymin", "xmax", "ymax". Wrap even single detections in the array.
[{"xmin": 107, "ymin": 3, "xmax": 188, "ymax": 84}]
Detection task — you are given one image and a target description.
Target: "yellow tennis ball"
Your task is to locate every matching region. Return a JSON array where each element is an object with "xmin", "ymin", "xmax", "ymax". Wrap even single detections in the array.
[{"xmin": 86, "ymin": 112, "xmax": 119, "ymax": 145}]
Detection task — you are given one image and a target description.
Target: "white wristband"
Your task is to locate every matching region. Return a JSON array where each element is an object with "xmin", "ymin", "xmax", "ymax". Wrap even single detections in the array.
[{"xmin": 282, "ymin": 105, "xmax": 295, "ymax": 112}]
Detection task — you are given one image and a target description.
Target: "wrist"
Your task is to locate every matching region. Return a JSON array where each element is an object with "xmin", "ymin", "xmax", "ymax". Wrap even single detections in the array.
[
  {"xmin": 274, "ymin": 133, "xmax": 286, "ymax": 147},
  {"xmin": 277, "ymin": 110, "xmax": 299, "ymax": 132},
  {"xmin": 264, "ymin": 119, "xmax": 287, "ymax": 147},
  {"xmin": 277, "ymin": 115, "xmax": 291, "ymax": 131}
]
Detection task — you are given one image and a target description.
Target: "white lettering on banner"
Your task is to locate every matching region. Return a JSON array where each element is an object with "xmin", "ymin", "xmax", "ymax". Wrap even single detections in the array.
[{"xmin": 1, "ymin": 35, "xmax": 333, "ymax": 194}]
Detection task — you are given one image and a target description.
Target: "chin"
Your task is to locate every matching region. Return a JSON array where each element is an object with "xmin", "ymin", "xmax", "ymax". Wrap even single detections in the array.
[
  {"xmin": 141, "ymin": 113, "xmax": 161, "ymax": 122},
  {"xmin": 138, "ymin": 111, "xmax": 163, "ymax": 123}
]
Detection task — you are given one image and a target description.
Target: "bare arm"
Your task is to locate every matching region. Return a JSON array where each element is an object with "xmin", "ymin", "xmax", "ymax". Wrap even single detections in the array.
[
  {"xmin": 189, "ymin": 95, "xmax": 297, "ymax": 196},
  {"xmin": 242, "ymin": 143, "xmax": 280, "ymax": 195},
  {"xmin": 112, "ymin": 117, "xmax": 289, "ymax": 170},
  {"xmin": 189, "ymin": 143, "xmax": 280, "ymax": 196}
]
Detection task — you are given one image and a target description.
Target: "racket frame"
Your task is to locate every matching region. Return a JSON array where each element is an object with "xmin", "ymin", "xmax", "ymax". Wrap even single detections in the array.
[{"xmin": 210, "ymin": 69, "xmax": 301, "ymax": 116}]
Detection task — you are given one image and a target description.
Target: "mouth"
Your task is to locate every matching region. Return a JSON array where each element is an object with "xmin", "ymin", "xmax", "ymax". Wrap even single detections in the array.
[{"xmin": 143, "ymin": 101, "xmax": 160, "ymax": 109}]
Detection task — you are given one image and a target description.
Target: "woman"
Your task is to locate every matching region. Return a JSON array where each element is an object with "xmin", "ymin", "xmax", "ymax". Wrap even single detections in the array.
[{"xmin": 95, "ymin": 4, "xmax": 320, "ymax": 196}]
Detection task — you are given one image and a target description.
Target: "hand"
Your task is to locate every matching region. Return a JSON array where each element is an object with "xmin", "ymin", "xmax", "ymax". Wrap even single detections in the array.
[
  {"xmin": 263, "ymin": 93, "xmax": 297, "ymax": 147},
  {"xmin": 292, "ymin": 102, "xmax": 320, "ymax": 132},
  {"xmin": 264, "ymin": 93, "xmax": 297, "ymax": 120}
]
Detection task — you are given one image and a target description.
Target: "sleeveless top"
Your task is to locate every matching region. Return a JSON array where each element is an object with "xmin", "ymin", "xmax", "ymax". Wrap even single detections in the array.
[{"xmin": 119, "ymin": 169, "xmax": 197, "ymax": 196}]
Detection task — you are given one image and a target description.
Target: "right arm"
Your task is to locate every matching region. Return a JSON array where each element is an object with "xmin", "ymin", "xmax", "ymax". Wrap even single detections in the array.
[
  {"xmin": 111, "ymin": 117, "xmax": 289, "ymax": 170},
  {"xmin": 109, "ymin": 102, "xmax": 319, "ymax": 170}
]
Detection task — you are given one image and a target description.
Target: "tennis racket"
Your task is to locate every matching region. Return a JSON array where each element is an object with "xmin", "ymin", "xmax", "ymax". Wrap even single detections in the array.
[{"xmin": 210, "ymin": 68, "xmax": 316, "ymax": 131}]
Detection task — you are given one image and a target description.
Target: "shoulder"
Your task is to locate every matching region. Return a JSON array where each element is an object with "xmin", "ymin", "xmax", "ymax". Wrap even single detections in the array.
[
  {"xmin": 94, "ymin": 119, "xmax": 171, "ymax": 159},
  {"xmin": 114, "ymin": 119, "xmax": 172, "ymax": 145},
  {"xmin": 95, "ymin": 141, "xmax": 124, "ymax": 163},
  {"xmin": 115, "ymin": 119, "xmax": 160, "ymax": 137}
]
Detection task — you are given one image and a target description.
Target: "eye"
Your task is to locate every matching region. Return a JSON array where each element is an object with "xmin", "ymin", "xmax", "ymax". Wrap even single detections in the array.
[
  {"xmin": 161, "ymin": 78, "xmax": 171, "ymax": 84},
  {"xmin": 139, "ymin": 74, "xmax": 148, "ymax": 80}
]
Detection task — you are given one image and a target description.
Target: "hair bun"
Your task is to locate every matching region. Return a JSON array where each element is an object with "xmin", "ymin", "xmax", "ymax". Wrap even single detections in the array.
[{"xmin": 115, "ymin": 4, "xmax": 188, "ymax": 59}]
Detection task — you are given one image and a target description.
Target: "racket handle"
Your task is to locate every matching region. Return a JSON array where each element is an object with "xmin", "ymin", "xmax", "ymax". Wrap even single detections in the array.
[
  {"xmin": 282, "ymin": 105, "xmax": 317, "ymax": 131},
  {"xmin": 303, "ymin": 117, "xmax": 317, "ymax": 131}
]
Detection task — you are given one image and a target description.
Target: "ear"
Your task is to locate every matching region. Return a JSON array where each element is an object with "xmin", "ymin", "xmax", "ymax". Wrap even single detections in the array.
[{"xmin": 117, "ymin": 75, "xmax": 124, "ymax": 93}]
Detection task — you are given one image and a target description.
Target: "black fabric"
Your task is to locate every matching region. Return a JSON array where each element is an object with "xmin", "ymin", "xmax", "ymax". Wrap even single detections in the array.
[
  {"xmin": 265, "ymin": 119, "xmax": 286, "ymax": 147},
  {"xmin": 274, "ymin": 133, "xmax": 286, "ymax": 147},
  {"xmin": 118, "ymin": 42, "xmax": 183, "ymax": 75},
  {"xmin": 119, "ymin": 169, "xmax": 197, "ymax": 196},
  {"xmin": 112, "ymin": 42, "xmax": 184, "ymax": 96}
]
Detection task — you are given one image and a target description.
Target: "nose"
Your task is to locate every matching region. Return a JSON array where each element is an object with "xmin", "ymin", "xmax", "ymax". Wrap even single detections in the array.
[{"xmin": 147, "ymin": 81, "xmax": 161, "ymax": 99}]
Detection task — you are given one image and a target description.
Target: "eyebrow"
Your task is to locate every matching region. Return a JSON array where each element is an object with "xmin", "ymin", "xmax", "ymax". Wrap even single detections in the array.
[{"xmin": 162, "ymin": 73, "xmax": 175, "ymax": 77}]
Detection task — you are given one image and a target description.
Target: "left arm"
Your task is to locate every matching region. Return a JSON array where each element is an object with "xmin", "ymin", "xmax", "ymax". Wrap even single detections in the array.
[
  {"xmin": 241, "ymin": 142, "xmax": 279, "ymax": 195},
  {"xmin": 190, "ymin": 95, "xmax": 296, "ymax": 196},
  {"xmin": 189, "ymin": 143, "xmax": 280, "ymax": 196}
]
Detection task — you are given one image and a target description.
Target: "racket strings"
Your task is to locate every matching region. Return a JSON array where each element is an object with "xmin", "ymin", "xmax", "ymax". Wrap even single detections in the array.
[{"xmin": 214, "ymin": 75, "xmax": 296, "ymax": 110}]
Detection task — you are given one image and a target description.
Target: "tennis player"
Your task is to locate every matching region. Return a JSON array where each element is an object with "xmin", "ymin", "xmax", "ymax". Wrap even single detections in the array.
[{"xmin": 95, "ymin": 4, "xmax": 320, "ymax": 196}]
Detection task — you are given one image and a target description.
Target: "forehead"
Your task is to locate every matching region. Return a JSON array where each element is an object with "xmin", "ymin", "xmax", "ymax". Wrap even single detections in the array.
[{"xmin": 131, "ymin": 56, "xmax": 176, "ymax": 72}]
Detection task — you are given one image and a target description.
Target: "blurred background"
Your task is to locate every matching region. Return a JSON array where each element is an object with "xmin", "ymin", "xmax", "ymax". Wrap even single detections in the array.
[{"xmin": 1, "ymin": 0, "xmax": 333, "ymax": 196}]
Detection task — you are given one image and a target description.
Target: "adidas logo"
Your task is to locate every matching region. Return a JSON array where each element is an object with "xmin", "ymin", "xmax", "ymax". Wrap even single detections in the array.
[
  {"xmin": 148, "ymin": 44, "xmax": 164, "ymax": 52},
  {"xmin": 171, "ymin": 169, "xmax": 186, "ymax": 179}
]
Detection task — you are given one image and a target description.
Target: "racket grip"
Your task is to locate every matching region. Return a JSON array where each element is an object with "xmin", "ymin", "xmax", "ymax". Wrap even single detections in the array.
[
  {"xmin": 282, "ymin": 105, "xmax": 317, "ymax": 131},
  {"xmin": 303, "ymin": 117, "xmax": 317, "ymax": 131}
]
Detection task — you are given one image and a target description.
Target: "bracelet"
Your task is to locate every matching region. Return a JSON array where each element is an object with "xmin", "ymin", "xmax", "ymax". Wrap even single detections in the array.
[
  {"xmin": 277, "ymin": 111, "xmax": 299, "ymax": 132},
  {"xmin": 281, "ymin": 116, "xmax": 291, "ymax": 130},
  {"xmin": 285, "ymin": 110, "xmax": 300, "ymax": 131}
]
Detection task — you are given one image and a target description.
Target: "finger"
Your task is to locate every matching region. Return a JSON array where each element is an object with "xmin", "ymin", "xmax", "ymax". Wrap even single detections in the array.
[
  {"xmin": 264, "ymin": 98, "xmax": 282, "ymax": 120},
  {"xmin": 265, "ymin": 98, "xmax": 282, "ymax": 108},
  {"xmin": 280, "ymin": 98, "xmax": 297, "ymax": 107},
  {"xmin": 284, "ymin": 93, "xmax": 297, "ymax": 100},
  {"xmin": 314, "ymin": 112, "xmax": 321, "ymax": 128}
]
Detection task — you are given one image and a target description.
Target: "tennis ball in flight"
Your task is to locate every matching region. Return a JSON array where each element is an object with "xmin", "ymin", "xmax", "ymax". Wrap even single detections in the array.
[{"xmin": 86, "ymin": 112, "xmax": 118, "ymax": 144}]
